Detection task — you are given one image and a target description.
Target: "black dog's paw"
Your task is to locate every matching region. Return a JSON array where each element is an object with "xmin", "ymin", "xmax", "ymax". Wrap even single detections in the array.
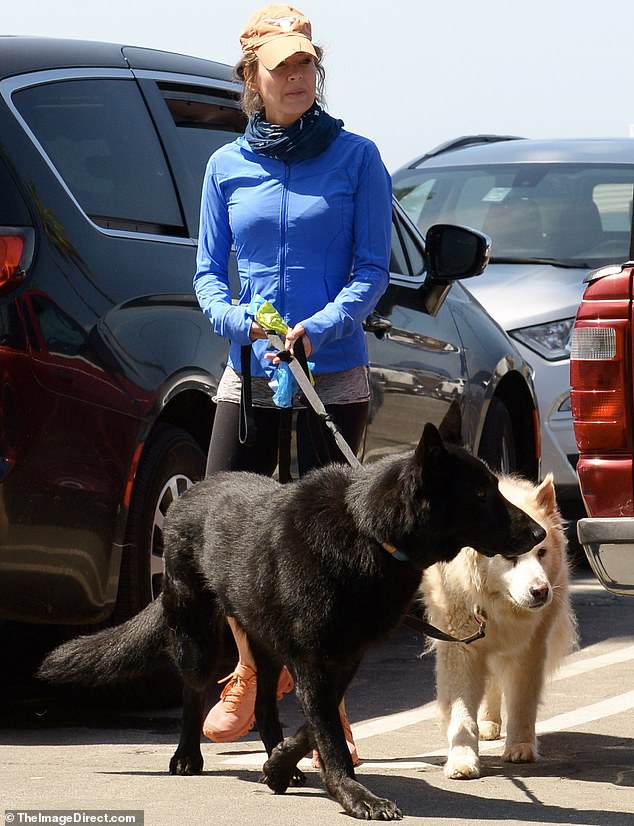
[
  {"xmin": 169, "ymin": 749, "xmax": 203, "ymax": 776},
  {"xmin": 290, "ymin": 767, "xmax": 307, "ymax": 787},
  {"xmin": 261, "ymin": 741, "xmax": 302, "ymax": 794},
  {"xmin": 350, "ymin": 796, "xmax": 403, "ymax": 821},
  {"xmin": 260, "ymin": 756, "xmax": 290, "ymax": 794},
  {"xmin": 340, "ymin": 781, "xmax": 403, "ymax": 821}
]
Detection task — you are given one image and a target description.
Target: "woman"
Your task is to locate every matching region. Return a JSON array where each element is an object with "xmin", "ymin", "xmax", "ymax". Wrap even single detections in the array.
[{"xmin": 194, "ymin": 4, "xmax": 392, "ymax": 762}]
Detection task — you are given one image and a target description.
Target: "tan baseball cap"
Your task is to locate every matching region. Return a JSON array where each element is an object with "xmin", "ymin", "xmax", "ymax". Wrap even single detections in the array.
[{"xmin": 239, "ymin": 4, "xmax": 318, "ymax": 70}]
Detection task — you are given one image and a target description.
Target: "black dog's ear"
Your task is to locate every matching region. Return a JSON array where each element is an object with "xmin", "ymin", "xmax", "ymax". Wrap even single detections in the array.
[
  {"xmin": 438, "ymin": 400, "xmax": 462, "ymax": 446},
  {"xmin": 414, "ymin": 422, "xmax": 448, "ymax": 470}
]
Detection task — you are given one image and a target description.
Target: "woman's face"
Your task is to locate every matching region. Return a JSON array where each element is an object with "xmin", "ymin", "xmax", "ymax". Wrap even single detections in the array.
[{"xmin": 255, "ymin": 52, "xmax": 317, "ymax": 127}]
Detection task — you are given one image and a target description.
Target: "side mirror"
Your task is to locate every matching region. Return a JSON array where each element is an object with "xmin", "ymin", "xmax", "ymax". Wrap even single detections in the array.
[{"xmin": 425, "ymin": 224, "xmax": 491, "ymax": 282}]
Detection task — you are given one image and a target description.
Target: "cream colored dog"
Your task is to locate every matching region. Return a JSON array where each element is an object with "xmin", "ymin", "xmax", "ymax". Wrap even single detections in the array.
[{"xmin": 421, "ymin": 473, "xmax": 578, "ymax": 779}]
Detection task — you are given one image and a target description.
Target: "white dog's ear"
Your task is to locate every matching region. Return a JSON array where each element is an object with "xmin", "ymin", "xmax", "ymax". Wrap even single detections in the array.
[{"xmin": 535, "ymin": 473, "xmax": 557, "ymax": 514}]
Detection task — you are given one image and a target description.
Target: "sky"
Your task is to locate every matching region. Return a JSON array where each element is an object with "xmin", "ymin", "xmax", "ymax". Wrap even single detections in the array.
[{"xmin": 3, "ymin": 0, "xmax": 633, "ymax": 172}]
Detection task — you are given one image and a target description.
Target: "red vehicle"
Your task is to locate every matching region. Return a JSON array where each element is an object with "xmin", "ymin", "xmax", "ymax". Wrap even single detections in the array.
[{"xmin": 570, "ymin": 245, "xmax": 634, "ymax": 597}]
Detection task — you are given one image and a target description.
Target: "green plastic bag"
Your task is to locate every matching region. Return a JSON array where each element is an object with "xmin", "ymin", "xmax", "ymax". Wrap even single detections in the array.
[{"xmin": 248, "ymin": 295, "xmax": 314, "ymax": 407}]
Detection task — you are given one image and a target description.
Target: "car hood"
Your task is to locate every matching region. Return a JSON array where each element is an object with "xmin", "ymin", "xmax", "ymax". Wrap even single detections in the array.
[{"xmin": 464, "ymin": 262, "xmax": 588, "ymax": 331}]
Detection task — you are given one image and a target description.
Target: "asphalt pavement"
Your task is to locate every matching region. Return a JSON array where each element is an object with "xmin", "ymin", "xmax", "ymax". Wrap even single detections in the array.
[{"xmin": 1, "ymin": 565, "xmax": 633, "ymax": 826}]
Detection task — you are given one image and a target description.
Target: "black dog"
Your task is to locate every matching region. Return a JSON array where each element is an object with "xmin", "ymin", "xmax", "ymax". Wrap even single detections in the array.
[{"xmin": 39, "ymin": 423, "xmax": 545, "ymax": 820}]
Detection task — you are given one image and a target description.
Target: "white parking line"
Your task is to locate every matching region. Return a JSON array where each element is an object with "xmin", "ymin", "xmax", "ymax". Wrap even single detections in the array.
[
  {"xmin": 535, "ymin": 690, "xmax": 634, "ymax": 734},
  {"xmin": 218, "ymin": 643, "xmax": 634, "ymax": 769},
  {"xmin": 353, "ymin": 642, "xmax": 634, "ymax": 743},
  {"xmin": 415, "ymin": 690, "xmax": 634, "ymax": 763},
  {"xmin": 555, "ymin": 643, "xmax": 634, "ymax": 679}
]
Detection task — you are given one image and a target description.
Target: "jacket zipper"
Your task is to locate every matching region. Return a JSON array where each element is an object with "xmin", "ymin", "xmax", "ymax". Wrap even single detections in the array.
[{"xmin": 279, "ymin": 162, "xmax": 290, "ymax": 319}]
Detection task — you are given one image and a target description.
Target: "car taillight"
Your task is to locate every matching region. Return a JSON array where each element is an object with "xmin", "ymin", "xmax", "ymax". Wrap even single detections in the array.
[
  {"xmin": 570, "ymin": 269, "xmax": 632, "ymax": 453},
  {"xmin": 0, "ymin": 227, "xmax": 34, "ymax": 296}
]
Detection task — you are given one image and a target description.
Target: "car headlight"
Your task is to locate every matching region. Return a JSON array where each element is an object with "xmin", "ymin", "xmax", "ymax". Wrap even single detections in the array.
[{"xmin": 509, "ymin": 318, "xmax": 575, "ymax": 361}]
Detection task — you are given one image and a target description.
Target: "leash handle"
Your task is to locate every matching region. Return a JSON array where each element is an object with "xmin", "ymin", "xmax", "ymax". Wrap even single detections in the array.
[{"xmin": 290, "ymin": 335, "xmax": 310, "ymax": 375}]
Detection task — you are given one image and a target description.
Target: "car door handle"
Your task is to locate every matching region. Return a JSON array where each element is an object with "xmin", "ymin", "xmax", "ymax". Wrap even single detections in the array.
[{"xmin": 363, "ymin": 312, "xmax": 392, "ymax": 339}]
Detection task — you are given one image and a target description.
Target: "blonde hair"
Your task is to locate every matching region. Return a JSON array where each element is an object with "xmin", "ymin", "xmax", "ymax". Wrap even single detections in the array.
[{"xmin": 235, "ymin": 46, "xmax": 326, "ymax": 117}]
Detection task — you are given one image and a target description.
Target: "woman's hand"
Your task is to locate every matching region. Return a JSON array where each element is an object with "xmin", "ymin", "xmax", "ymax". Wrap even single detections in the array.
[
  {"xmin": 264, "ymin": 323, "xmax": 312, "ymax": 364},
  {"xmin": 285, "ymin": 324, "xmax": 312, "ymax": 358},
  {"xmin": 249, "ymin": 321, "xmax": 269, "ymax": 341}
]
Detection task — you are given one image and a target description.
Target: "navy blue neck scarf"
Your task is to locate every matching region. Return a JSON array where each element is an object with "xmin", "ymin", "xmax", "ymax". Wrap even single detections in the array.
[{"xmin": 245, "ymin": 102, "xmax": 343, "ymax": 162}]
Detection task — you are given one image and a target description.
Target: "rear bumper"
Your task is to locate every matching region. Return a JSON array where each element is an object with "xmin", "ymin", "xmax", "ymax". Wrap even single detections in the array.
[{"xmin": 577, "ymin": 517, "xmax": 634, "ymax": 597}]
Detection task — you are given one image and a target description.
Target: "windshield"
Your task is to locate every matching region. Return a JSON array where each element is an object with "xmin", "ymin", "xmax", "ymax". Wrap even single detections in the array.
[{"xmin": 393, "ymin": 163, "xmax": 634, "ymax": 266}]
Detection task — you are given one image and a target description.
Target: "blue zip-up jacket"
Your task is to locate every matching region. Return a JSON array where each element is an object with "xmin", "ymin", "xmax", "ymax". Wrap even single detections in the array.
[{"xmin": 194, "ymin": 129, "xmax": 392, "ymax": 377}]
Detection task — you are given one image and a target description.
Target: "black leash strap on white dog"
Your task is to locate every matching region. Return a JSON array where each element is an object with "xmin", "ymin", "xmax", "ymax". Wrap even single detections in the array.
[{"xmin": 404, "ymin": 610, "xmax": 487, "ymax": 645}]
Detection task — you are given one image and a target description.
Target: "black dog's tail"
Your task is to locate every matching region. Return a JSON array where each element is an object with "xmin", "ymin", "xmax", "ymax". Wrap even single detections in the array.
[{"xmin": 38, "ymin": 598, "xmax": 168, "ymax": 688}]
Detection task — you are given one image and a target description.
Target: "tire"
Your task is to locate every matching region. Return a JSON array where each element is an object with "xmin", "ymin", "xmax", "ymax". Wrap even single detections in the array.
[
  {"xmin": 477, "ymin": 396, "xmax": 517, "ymax": 474},
  {"xmin": 110, "ymin": 425, "xmax": 206, "ymax": 708},
  {"xmin": 117, "ymin": 424, "xmax": 207, "ymax": 619}
]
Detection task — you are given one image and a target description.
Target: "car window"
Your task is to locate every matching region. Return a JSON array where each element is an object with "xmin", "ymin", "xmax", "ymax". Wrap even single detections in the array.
[
  {"xmin": 397, "ymin": 177, "xmax": 435, "ymax": 221},
  {"xmin": 13, "ymin": 79, "xmax": 185, "ymax": 235},
  {"xmin": 160, "ymin": 84, "xmax": 247, "ymax": 219},
  {"xmin": 30, "ymin": 294, "xmax": 86, "ymax": 357},
  {"xmin": 394, "ymin": 163, "xmax": 634, "ymax": 265},
  {"xmin": 391, "ymin": 209, "xmax": 425, "ymax": 277},
  {"xmin": 593, "ymin": 183, "xmax": 632, "ymax": 232}
]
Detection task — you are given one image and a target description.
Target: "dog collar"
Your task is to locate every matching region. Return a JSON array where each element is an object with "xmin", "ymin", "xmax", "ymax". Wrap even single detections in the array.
[
  {"xmin": 474, "ymin": 606, "xmax": 488, "ymax": 625},
  {"xmin": 381, "ymin": 541, "xmax": 410, "ymax": 563}
]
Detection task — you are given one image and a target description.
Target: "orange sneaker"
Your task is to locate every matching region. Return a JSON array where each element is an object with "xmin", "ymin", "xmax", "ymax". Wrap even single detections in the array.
[
  {"xmin": 202, "ymin": 664, "xmax": 294, "ymax": 743},
  {"xmin": 202, "ymin": 662, "xmax": 257, "ymax": 742},
  {"xmin": 276, "ymin": 665, "xmax": 295, "ymax": 699},
  {"xmin": 312, "ymin": 705, "xmax": 360, "ymax": 768}
]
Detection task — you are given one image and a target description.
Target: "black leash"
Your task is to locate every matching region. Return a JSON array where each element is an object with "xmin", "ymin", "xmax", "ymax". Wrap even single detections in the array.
[
  {"xmin": 239, "ymin": 345, "xmax": 256, "ymax": 447},
  {"xmin": 289, "ymin": 337, "xmax": 335, "ymax": 469},
  {"xmin": 404, "ymin": 610, "xmax": 487, "ymax": 645}
]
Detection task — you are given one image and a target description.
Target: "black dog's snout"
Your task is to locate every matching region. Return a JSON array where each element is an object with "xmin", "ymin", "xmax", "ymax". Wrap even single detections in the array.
[{"xmin": 532, "ymin": 522, "xmax": 547, "ymax": 545}]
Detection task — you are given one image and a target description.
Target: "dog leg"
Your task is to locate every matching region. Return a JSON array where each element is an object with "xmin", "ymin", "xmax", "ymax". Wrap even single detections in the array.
[
  {"xmin": 254, "ymin": 659, "xmax": 307, "ymax": 788},
  {"xmin": 163, "ymin": 592, "xmax": 222, "ymax": 776},
  {"xmin": 478, "ymin": 675, "xmax": 502, "ymax": 741},
  {"xmin": 261, "ymin": 724, "xmax": 312, "ymax": 792},
  {"xmin": 295, "ymin": 669, "xmax": 402, "ymax": 820},
  {"xmin": 437, "ymin": 643, "xmax": 485, "ymax": 780},
  {"xmin": 502, "ymin": 640, "xmax": 545, "ymax": 763},
  {"xmin": 169, "ymin": 617, "xmax": 220, "ymax": 775},
  {"xmin": 169, "ymin": 683, "xmax": 206, "ymax": 775}
]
